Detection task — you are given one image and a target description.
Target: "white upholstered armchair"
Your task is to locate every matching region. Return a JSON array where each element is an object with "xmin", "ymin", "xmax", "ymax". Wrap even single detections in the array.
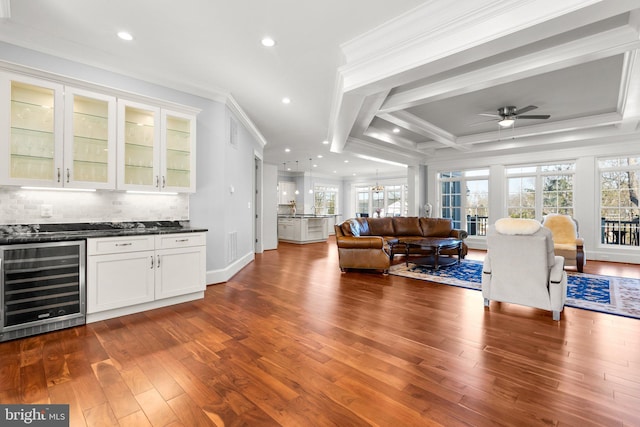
[
  {"xmin": 482, "ymin": 218, "xmax": 568, "ymax": 321},
  {"xmin": 542, "ymin": 214, "xmax": 585, "ymax": 272}
]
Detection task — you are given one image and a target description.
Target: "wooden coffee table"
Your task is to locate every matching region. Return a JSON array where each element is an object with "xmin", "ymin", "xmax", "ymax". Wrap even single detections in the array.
[{"xmin": 403, "ymin": 238, "xmax": 462, "ymax": 270}]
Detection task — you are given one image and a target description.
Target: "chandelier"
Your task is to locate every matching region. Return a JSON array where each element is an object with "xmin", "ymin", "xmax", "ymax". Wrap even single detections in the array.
[{"xmin": 371, "ymin": 169, "xmax": 384, "ymax": 192}]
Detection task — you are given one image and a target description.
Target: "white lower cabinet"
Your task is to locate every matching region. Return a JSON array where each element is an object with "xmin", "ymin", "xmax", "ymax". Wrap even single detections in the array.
[
  {"xmin": 155, "ymin": 233, "xmax": 206, "ymax": 299},
  {"xmin": 86, "ymin": 232, "xmax": 206, "ymax": 322},
  {"xmin": 87, "ymin": 248, "xmax": 156, "ymax": 313}
]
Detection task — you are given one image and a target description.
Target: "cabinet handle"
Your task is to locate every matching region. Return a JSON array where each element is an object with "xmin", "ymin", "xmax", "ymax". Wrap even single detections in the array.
[
  {"xmin": 175, "ymin": 238, "xmax": 189, "ymax": 243},
  {"xmin": 155, "ymin": 175, "xmax": 159, "ymax": 187},
  {"xmin": 150, "ymin": 256, "xmax": 154, "ymax": 269},
  {"xmin": 66, "ymin": 168, "xmax": 70, "ymax": 183},
  {"xmin": 57, "ymin": 168, "xmax": 61, "ymax": 183},
  {"xmin": 115, "ymin": 243, "xmax": 133, "ymax": 247},
  {"xmin": 162, "ymin": 176, "xmax": 166, "ymax": 188},
  {"xmin": 157, "ymin": 254, "xmax": 161, "ymax": 268}
]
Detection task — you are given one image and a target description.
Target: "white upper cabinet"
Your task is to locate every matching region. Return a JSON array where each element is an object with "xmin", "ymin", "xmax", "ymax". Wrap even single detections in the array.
[
  {"xmin": 64, "ymin": 87, "xmax": 117, "ymax": 189},
  {"xmin": 118, "ymin": 100, "xmax": 196, "ymax": 193},
  {"xmin": 1, "ymin": 71, "xmax": 198, "ymax": 192},
  {"xmin": 0, "ymin": 73, "xmax": 64, "ymax": 186},
  {"xmin": 117, "ymin": 99, "xmax": 161, "ymax": 191},
  {"xmin": 161, "ymin": 110, "xmax": 196, "ymax": 192}
]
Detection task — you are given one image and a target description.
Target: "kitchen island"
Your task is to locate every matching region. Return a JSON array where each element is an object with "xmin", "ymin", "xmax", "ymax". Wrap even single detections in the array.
[{"xmin": 278, "ymin": 215, "xmax": 330, "ymax": 244}]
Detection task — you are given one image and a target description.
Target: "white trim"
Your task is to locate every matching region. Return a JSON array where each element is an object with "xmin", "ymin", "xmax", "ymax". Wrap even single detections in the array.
[
  {"xmin": 86, "ymin": 291, "xmax": 204, "ymax": 323},
  {"xmin": 226, "ymin": 96, "xmax": 268, "ymax": 148},
  {"xmin": 339, "ymin": 0, "xmax": 611, "ymax": 92},
  {"xmin": 0, "ymin": 60, "xmax": 201, "ymax": 115},
  {"xmin": 206, "ymin": 251, "xmax": 254, "ymax": 284}
]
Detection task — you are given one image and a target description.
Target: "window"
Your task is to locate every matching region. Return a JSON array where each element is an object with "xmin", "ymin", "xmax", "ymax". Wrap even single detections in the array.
[
  {"xmin": 506, "ymin": 163, "xmax": 574, "ymax": 219},
  {"xmin": 599, "ymin": 156, "xmax": 639, "ymax": 246},
  {"xmin": 356, "ymin": 187, "xmax": 370, "ymax": 217},
  {"xmin": 355, "ymin": 184, "xmax": 408, "ymax": 217},
  {"xmin": 385, "ymin": 185, "xmax": 403, "ymax": 217},
  {"xmin": 439, "ymin": 170, "xmax": 489, "ymax": 235},
  {"xmin": 313, "ymin": 184, "xmax": 338, "ymax": 215}
]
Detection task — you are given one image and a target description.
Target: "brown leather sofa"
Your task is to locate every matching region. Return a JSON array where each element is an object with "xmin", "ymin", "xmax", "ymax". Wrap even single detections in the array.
[{"xmin": 334, "ymin": 217, "xmax": 468, "ymax": 273}]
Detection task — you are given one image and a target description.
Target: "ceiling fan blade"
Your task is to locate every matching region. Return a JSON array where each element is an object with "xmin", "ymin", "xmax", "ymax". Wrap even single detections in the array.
[
  {"xmin": 478, "ymin": 113, "xmax": 501, "ymax": 118},
  {"xmin": 516, "ymin": 105, "xmax": 538, "ymax": 114},
  {"xmin": 517, "ymin": 114, "xmax": 550, "ymax": 119}
]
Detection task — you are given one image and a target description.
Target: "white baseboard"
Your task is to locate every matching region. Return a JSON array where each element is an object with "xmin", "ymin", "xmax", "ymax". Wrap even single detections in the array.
[
  {"xmin": 206, "ymin": 251, "xmax": 255, "ymax": 284},
  {"xmin": 86, "ymin": 291, "xmax": 204, "ymax": 323}
]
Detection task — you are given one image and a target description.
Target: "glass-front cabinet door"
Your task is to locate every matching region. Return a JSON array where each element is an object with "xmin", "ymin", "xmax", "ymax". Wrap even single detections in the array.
[
  {"xmin": 64, "ymin": 87, "xmax": 116, "ymax": 189},
  {"xmin": 0, "ymin": 73, "xmax": 64, "ymax": 186},
  {"xmin": 161, "ymin": 110, "xmax": 196, "ymax": 192},
  {"xmin": 117, "ymin": 100, "xmax": 160, "ymax": 191}
]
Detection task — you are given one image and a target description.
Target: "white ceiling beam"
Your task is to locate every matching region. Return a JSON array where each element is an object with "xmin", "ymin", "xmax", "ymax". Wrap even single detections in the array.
[
  {"xmin": 377, "ymin": 111, "xmax": 470, "ymax": 151},
  {"xmin": 345, "ymin": 137, "xmax": 424, "ymax": 166},
  {"xmin": 619, "ymin": 48, "xmax": 640, "ymax": 119},
  {"xmin": 351, "ymin": 91, "xmax": 391, "ymax": 137},
  {"xmin": 456, "ymin": 112, "xmax": 622, "ymax": 146},
  {"xmin": 454, "ymin": 125, "xmax": 640, "ymax": 157},
  {"xmin": 340, "ymin": 0, "xmax": 640, "ymax": 94},
  {"xmin": 329, "ymin": 91, "xmax": 365, "ymax": 154},
  {"xmin": 380, "ymin": 26, "xmax": 640, "ymax": 113},
  {"xmin": 0, "ymin": 0, "xmax": 10, "ymax": 19},
  {"xmin": 362, "ymin": 127, "xmax": 418, "ymax": 151}
]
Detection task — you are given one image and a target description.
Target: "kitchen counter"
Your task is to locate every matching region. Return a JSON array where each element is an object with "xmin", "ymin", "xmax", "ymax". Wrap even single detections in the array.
[
  {"xmin": 278, "ymin": 216, "xmax": 329, "ymax": 244},
  {"xmin": 0, "ymin": 221, "xmax": 208, "ymax": 244}
]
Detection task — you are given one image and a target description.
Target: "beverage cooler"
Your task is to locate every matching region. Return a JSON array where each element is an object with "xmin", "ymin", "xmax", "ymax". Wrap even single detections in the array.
[{"xmin": 0, "ymin": 240, "xmax": 86, "ymax": 342}]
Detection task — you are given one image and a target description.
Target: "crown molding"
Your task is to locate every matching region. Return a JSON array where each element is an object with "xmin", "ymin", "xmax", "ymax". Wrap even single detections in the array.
[
  {"xmin": 338, "ymin": 0, "xmax": 636, "ymax": 94},
  {"xmin": 225, "ymin": 95, "xmax": 268, "ymax": 148}
]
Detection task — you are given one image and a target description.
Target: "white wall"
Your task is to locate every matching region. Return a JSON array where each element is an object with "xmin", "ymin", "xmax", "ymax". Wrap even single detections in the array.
[
  {"xmin": 263, "ymin": 163, "xmax": 279, "ymax": 250},
  {"xmin": 189, "ymin": 106, "xmax": 266, "ymax": 284},
  {"xmin": 424, "ymin": 138, "xmax": 640, "ymax": 264}
]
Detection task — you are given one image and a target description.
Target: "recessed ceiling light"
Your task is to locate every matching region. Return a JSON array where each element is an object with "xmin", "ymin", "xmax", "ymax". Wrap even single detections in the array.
[
  {"xmin": 284, "ymin": 148, "xmax": 291, "ymax": 152},
  {"xmin": 333, "ymin": 170, "xmax": 337, "ymax": 174},
  {"xmin": 117, "ymin": 31, "xmax": 133, "ymax": 41},
  {"xmin": 317, "ymin": 154, "xmax": 323, "ymax": 158},
  {"xmin": 353, "ymin": 173, "xmax": 357, "ymax": 176},
  {"xmin": 322, "ymin": 140, "xmax": 329, "ymax": 145},
  {"xmin": 393, "ymin": 128, "xmax": 400, "ymax": 133},
  {"xmin": 344, "ymin": 160, "xmax": 349, "ymax": 163},
  {"xmin": 261, "ymin": 37, "xmax": 276, "ymax": 47},
  {"xmin": 313, "ymin": 164, "xmax": 318, "ymax": 168},
  {"xmin": 282, "ymin": 97, "xmax": 291, "ymax": 104}
]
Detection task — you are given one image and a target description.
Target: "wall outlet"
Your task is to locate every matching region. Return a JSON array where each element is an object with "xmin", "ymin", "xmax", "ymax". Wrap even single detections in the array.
[{"xmin": 41, "ymin": 204, "xmax": 53, "ymax": 217}]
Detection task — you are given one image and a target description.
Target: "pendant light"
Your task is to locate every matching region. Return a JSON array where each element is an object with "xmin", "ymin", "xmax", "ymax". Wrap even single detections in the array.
[
  {"xmin": 281, "ymin": 162, "xmax": 287, "ymax": 197},
  {"xmin": 308, "ymin": 158, "xmax": 314, "ymax": 194},
  {"xmin": 294, "ymin": 160, "xmax": 300, "ymax": 195},
  {"xmin": 372, "ymin": 169, "xmax": 384, "ymax": 192}
]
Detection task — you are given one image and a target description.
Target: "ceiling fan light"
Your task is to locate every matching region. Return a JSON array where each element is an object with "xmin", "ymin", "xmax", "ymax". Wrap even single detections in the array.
[{"xmin": 498, "ymin": 118, "xmax": 515, "ymax": 127}]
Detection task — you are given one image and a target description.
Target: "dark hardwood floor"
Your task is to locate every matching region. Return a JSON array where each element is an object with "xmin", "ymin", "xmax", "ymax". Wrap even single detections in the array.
[{"xmin": 1, "ymin": 238, "xmax": 639, "ymax": 426}]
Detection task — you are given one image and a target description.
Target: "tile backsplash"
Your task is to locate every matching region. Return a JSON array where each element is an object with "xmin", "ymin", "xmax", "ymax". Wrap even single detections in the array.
[{"xmin": 0, "ymin": 188, "xmax": 189, "ymax": 224}]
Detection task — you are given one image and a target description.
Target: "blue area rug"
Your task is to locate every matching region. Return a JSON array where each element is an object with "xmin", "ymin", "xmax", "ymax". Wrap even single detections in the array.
[{"xmin": 389, "ymin": 259, "xmax": 640, "ymax": 319}]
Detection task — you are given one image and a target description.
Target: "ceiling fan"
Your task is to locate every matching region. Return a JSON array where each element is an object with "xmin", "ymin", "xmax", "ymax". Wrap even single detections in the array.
[{"xmin": 477, "ymin": 105, "xmax": 550, "ymax": 128}]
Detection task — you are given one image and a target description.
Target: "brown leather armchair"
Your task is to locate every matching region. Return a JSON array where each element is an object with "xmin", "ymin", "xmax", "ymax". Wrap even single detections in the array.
[{"xmin": 334, "ymin": 219, "xmax": 393, "ymax": 273}]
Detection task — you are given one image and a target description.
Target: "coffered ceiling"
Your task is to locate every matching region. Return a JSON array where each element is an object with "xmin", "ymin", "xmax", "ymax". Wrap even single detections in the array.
[{"xmin": 329, "ymin": 0, "xmax": 640, "ymax": 171}]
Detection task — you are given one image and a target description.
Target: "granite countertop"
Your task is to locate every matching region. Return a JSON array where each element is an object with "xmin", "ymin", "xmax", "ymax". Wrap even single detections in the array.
[{"xmin": 0, "ymin": 221, "xmax": 208, "ymax": 244}]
